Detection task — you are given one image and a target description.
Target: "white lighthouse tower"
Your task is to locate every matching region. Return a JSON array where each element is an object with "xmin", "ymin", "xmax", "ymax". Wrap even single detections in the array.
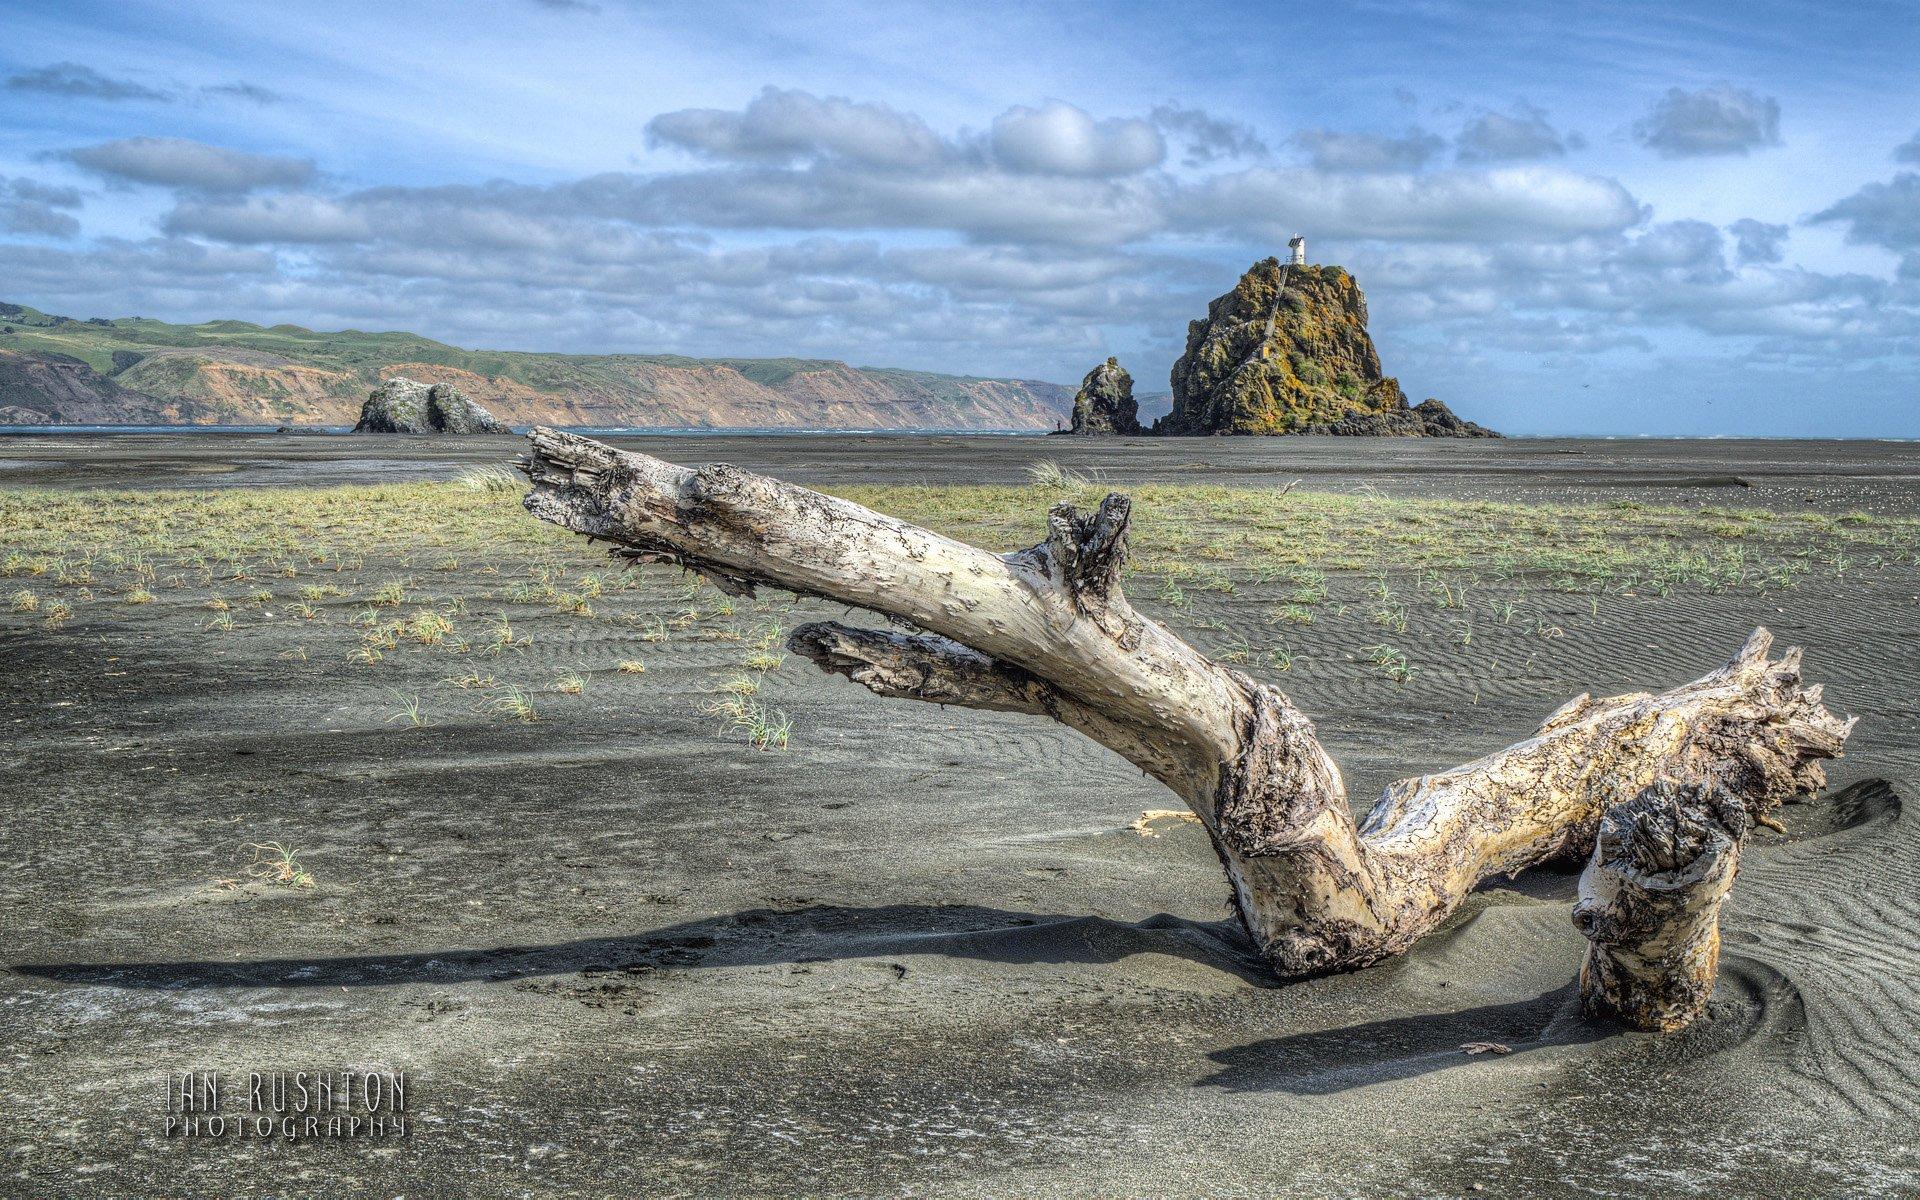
[{"xmin": 1287, "ymin": 235, "xmax": 1307, "ymax": 266}]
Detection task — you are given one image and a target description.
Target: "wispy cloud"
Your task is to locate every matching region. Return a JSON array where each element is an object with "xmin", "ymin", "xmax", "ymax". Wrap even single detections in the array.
[
  {"xmin": 5, "ymin": 61, "xmax": 285, "ymax": 108},
  {"xmin": 6, "ymin": 62, "xmax": 169, "ymax": 103},
  {"xmin": 202, "ymin": 82, "xmax": 284, "ymax": 106},
  {"xmin": 1291, "ymin": 128, "xmax": 1444, "ymax": 174}
]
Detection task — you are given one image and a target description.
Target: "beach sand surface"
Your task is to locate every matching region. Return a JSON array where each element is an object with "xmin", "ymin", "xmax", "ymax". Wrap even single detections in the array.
[{"xmin": 3, "ymin": 433, "xmax": 1917, "ymax": 1196}]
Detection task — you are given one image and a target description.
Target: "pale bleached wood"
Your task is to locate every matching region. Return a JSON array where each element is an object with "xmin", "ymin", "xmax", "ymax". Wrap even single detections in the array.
[
  {"xmin": 520, "ymin": 429, "xmax": 1854, "ymax": 1007},
  {"xmin": 1574, "ymin": 781, "xmax": 1748, "ymax": 1031}
]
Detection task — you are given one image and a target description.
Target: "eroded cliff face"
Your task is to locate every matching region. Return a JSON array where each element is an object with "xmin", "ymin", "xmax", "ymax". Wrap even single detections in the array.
[
  {"xmin": 1159, "ymin": 260, "xmax": 1414, "ymax": 436},
  {"xmin": 18, "ymin": 354, "xmax": 1070, "ymax": 429},
  {"xmin": 0, "ymin": 305, "xmax": 1072, "ymax": 429},
  {"xmin": 114, "ymin": 350, "xmax": 361, "ymax": 424},
  {"xmin": 0, "ymin": 350, "xmax": 196, "ymax": 424}
]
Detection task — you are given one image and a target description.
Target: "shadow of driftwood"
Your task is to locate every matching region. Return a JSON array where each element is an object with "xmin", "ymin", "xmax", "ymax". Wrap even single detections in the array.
[
  {"xmin": 14, "ymin": 904, "xmax": 1279, "ymax": 990},
  {"xmin": 1200, "ymin": 983, "xmax": 1603, "ymax": 1094}
]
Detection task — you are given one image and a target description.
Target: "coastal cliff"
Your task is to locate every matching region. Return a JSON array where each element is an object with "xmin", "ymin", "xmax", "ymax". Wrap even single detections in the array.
[{"xmin": 0, "ymin": 303, "xmax": 1071, "ymax": 430}]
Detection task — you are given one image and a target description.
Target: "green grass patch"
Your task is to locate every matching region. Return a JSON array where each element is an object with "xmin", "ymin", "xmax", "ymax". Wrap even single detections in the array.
[{"xmin": 2, "ymin": 481, "xmax": 1914, "ymax": 603}]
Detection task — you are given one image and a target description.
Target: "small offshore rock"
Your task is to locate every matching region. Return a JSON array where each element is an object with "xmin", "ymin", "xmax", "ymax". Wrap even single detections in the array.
[
  {"xmin": 427, "ymin": 383, "xmax": 508, "ymax": 434},
  {"xmin": 353, "ymin": 376, "xmax": 507, "ymax": 434},
  {"xmin": 1064, "ymin": 356, "xmax": 1141, "ymax": 435},
  {"xmin": 1411, "ymin": 398, "xmax": 1500, "ymax": 438},
  {"xmin": 352, "ymin": 377, "xmax": 432, "ymax": 432}
]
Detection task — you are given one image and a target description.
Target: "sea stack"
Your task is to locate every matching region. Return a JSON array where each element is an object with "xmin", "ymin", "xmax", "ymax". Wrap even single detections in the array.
[
  {"xmin": 1064, "ymin": 357, "xmax": 1141, "ymax": 435},
  {"xmin": 353, "ymin": 377, "xmax": 508, "ymax": 434},
  {"xmin": 1157, "ymin": 257, "xmax": 1498, "ymax": 437}
]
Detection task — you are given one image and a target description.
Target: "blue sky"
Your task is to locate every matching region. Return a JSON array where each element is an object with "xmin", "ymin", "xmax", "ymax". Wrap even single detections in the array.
[{"xmin": 1, "ymin": 0, "xmax": 1916, "ymax": 435}]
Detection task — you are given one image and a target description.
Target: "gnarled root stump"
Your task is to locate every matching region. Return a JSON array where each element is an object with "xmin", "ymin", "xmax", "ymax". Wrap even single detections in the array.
[
  {"xmin": 1575, "ymin": 782, "xmax": 1749, "ymax": 1031},
  {"xmin": 519, "ymin": 428, "xmax": 1855, "ymax": 1017}
]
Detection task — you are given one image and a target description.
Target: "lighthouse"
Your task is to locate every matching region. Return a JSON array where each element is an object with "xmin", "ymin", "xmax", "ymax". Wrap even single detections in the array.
[{"xmin": 1288, "ymin": 235, "xmax": 1306, "ymax": 266}]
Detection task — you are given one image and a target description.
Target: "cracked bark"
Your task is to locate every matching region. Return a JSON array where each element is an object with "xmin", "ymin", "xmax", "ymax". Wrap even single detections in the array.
[
  {"xmin": 1574, "ymin": 781, "xmax": 1751, "ymax": 1031},
  {"xmin": 520, "ymin": 428, "xmax": 1855, "ymax": 1017}
]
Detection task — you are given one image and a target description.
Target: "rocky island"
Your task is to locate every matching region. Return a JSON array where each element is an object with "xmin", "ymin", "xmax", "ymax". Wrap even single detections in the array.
[{"xmin": 1154, "ymin": 255, "xmax": 1498, "ymax": 438}]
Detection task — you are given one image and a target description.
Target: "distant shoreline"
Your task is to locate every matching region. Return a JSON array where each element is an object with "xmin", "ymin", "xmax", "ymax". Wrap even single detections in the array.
[
  {"xmin": 0, "ymin": 424, "xmax": 1051, "ymax": 438},
  {"xmin": 1, "ymin": 425, "xmax": 1914, "ymax": 444}
]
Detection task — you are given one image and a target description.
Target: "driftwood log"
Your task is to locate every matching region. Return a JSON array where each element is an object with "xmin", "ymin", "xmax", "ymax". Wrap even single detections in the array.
[
  {"xmin": 1574, "ymin": 781, "xmax": 1751, "ymax": 1030},
  {"xmin": 519, "ymin": 429, "xmax": 1853, "ymax": 1022}
]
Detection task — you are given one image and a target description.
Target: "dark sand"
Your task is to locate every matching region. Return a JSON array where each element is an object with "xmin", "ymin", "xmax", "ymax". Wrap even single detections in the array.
[
  {"xmin": 4, "ymin": 434, "xmax": 1919, "ymax": 1196},
  {"xmin": 6, "ymin": 430, "xmax": 1920, "ymax": 513}
]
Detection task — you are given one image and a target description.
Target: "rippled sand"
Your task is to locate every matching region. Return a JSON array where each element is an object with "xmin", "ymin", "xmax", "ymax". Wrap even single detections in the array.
[{"xmin": 4, "ymin": 433, "xmax": 1917, "ymax": 1195}]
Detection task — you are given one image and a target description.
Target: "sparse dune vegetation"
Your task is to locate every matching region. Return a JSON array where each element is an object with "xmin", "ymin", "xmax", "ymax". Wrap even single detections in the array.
[{"xmin": 3, "ymin": 473, "xmax": 1915, "ymax": 755}]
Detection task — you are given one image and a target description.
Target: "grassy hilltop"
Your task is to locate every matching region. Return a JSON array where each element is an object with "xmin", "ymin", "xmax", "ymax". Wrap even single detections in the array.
[{"xmin": 0, "ymin": 302, "xmax": 1072, "ymax": 429}]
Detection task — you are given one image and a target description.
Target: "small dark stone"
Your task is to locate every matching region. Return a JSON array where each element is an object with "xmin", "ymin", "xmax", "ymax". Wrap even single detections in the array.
[{"xmin": 1411, "ymin": 398, "xmax": 1501, "ymax": 439}]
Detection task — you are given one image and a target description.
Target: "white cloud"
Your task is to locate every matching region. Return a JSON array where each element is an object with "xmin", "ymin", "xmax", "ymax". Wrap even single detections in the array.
[
  {"xmin": 0, "ymin": 176, "xmax": 83, "ymax": 238},
  {"xmin": 1148, "ymin": 105, "xmax": 1268, "ymax": 167},
  {"xmin": 1455, "ymin": 105, "xmax": 1580, "ymax": 163},
  {"xmin": 1632, "ymin": 85, "xmax": 1781, "ymax": 158},
  {"xmin": 989, "ymin": 101, "xmax": 1163, "ymax": 176},
  {"xmin": 1614, "ymin": 219, "xmax": 1726, "ymax": 275},
  {"xmin": 1729, "ymin": 218, "xmax": 1788, "ymax": 265},
  {"xmin": 1184, "ymin": 164, "xmax": 1643, "ymax": 242},
  {"xmin": 648, "ymin": 87, "xmax": 949, "ymax": 168},
  {"xmin": 1811, "ymin": 172, "xmax": 1920, "ymax": 275},
  {"xmin": 1348, "ymin": 221, "xmax": 1915, "ymax": 364},
  {"xmin": 165, "ymin": 193, "xmax": 368, "ymax": 242},
  {"xmin": 612, "ymin": 164, "xmax": 1172, "ymax": 246},
  {"xmin": 66, "ymin": 137, "xmax": 315, "ymax": 193}
]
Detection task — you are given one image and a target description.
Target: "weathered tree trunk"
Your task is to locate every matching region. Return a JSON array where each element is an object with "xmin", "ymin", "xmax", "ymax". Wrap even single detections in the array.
[
  {"xmin": 1574, "ymin": 782, "xmax": 1749, "ymax": 1031},
  {"xmin": 520, "ymin": 429, "xmax": 1854, "ymax": 1005}
]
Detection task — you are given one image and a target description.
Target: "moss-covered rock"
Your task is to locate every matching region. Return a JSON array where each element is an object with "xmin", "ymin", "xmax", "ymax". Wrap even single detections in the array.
[
  {"xmin": 1064, "ymin": 356, "xmax": 1140, "ymax": 435},
  {"xmin": 1158, "ymin": 259, "xmax": 1495, "ymax": 437}
]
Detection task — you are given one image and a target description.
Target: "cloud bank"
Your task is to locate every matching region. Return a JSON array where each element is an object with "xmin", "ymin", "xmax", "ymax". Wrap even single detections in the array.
[{"xmin": 0, "ymin": 81, "xmax": 1913, "ymax": 435}]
